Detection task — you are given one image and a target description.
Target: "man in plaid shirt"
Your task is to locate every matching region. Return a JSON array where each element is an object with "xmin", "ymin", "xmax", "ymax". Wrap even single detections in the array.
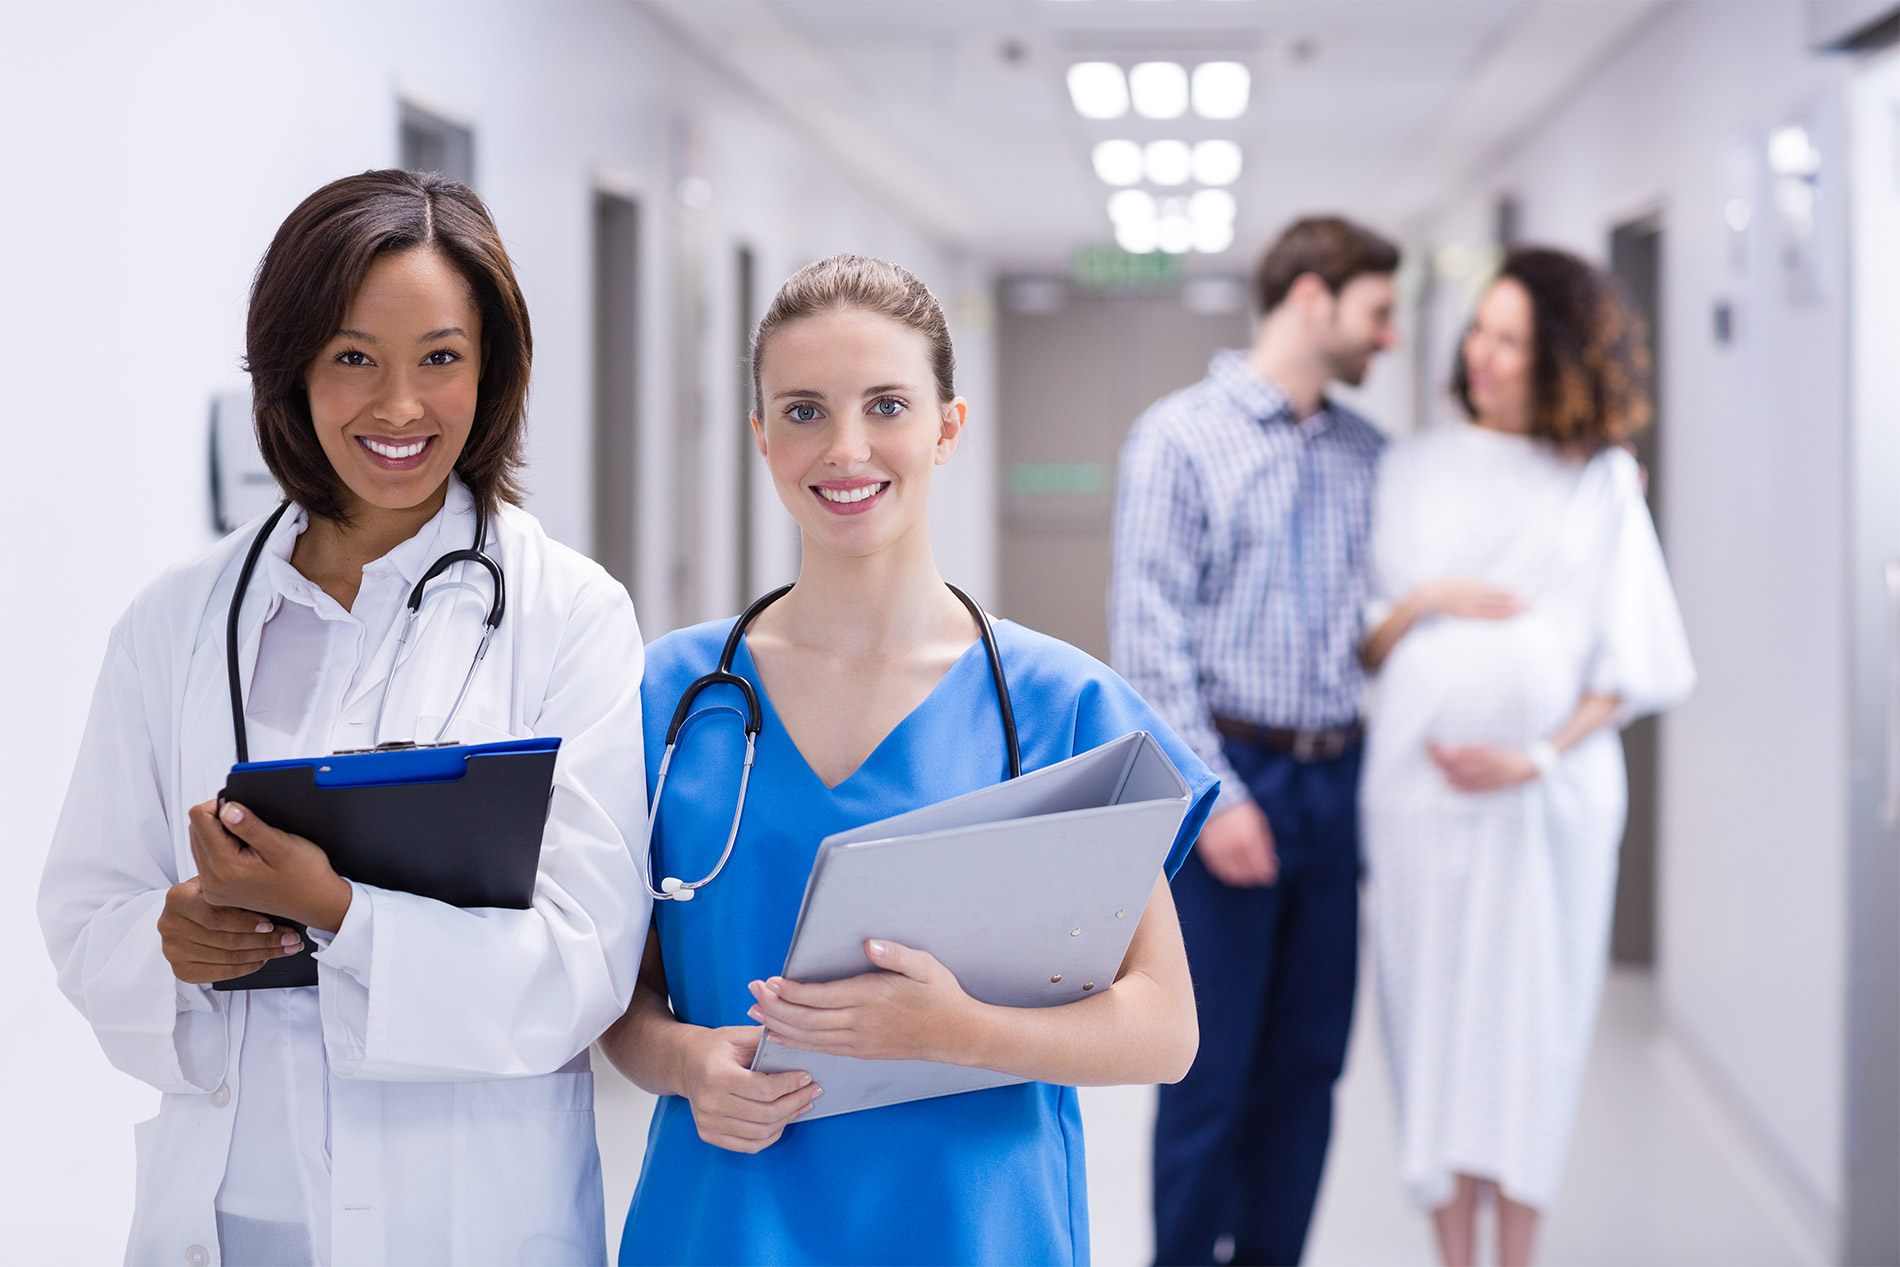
[{"xmin": 1112, "ymin": 217, "xmax": 1400, "ymax": 1266}]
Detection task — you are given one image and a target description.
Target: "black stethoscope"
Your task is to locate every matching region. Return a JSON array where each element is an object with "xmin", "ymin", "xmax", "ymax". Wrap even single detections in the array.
[
  {"xmin": 225, "ymin": 500, "xmax": 506, "ymax": 762},
  {"xmin": 642, "ymin": 582, "xmax": 1020, "ymax": 902}
]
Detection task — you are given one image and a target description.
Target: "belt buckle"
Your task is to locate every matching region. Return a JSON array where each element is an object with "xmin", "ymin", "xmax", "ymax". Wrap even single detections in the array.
[{"xmin": 1291, "ymin": 730, "xmax": 1326, "ymax": 762}]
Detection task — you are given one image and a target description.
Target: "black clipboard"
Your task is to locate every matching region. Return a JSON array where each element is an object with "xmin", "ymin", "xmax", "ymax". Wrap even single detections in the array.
[{"xmin": 211, "ymin": 737, "xmax": 561, "ymax": 990}]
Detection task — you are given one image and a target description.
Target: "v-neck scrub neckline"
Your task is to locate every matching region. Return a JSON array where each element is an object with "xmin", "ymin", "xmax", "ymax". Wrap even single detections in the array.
[{"xmin": 733, "ymin": 632, "xmax": 991, "ymax": 792}]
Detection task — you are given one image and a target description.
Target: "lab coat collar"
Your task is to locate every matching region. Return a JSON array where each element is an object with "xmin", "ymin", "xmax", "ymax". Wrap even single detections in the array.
[{"xmin": 253, "ymin": 476, "xmax": 478, "ymax": 609}]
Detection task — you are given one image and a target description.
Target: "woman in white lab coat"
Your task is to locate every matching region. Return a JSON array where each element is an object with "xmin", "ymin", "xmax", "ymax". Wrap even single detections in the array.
[{"xmin": 38, "ymin": 170, "xmax": 648, "ymax": 1267}]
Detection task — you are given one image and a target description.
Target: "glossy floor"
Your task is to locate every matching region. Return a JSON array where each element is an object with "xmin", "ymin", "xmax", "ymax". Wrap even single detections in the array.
[{"xmin": 592, "ymin": 967, "xmax": 1820, "ymax": 1265}]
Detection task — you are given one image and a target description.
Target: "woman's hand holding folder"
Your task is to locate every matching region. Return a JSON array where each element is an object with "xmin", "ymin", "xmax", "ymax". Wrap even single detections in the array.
[
  {"xmin": 746, "ymin": 938, "xmax": 980, "ymax": 1064},
  {"xmin": 158, "ymin": 876, "xmax": 306, "ymax": 986},
  {"xmin": 185, "ymin": 798, "xmax": 353, "ymax": 935}
]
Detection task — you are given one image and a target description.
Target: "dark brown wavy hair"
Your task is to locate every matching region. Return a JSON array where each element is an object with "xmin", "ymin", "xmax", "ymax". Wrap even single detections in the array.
[
  {"xmin": 1452, "ymin": 246, "xmax": 1651, "ymax": 452},
  {"xmin": 245, "ymin": 170, "xmax": 532, "ymax": 522},
  {"xmin": 1252, "ymin": 215, "xmax": 1401, "ymax": 315}
]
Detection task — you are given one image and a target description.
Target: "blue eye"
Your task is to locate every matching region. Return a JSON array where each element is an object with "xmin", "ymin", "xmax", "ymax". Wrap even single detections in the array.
[
  {"xmin": 789, "ymin": 403, "xmax": 821, "ymax": 423},
  {"xmin": 871, "ymin": 397, "xmax": 906, "ymax": 417}
]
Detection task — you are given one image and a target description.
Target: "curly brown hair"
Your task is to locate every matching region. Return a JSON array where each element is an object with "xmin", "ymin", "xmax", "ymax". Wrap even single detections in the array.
[
  {"xmin": 1452, "ymin": 246, "xmax": 1651, "ymax": 452},
  {"xmin": 245, "ymin": 170, "xmax": 533, "ymax": 523}
]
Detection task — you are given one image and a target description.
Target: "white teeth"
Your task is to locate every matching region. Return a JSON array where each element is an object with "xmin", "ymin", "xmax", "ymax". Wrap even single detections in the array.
[
  {"xmin": 817, "ymin": 483, "xmax": 888, "ymax": 504},
  {"xmin": 361, "ymin": 437, "xmax": 428, "ymax": 459}
]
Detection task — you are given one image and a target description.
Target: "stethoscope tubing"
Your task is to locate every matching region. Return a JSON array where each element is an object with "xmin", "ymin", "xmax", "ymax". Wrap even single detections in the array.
[
  {"xmin": 642, "ymin": 581, "xmax": 1018, "ymax": 902},
  {"xmin": 226, "ymin": 499, "xmax": 503, "ymax": 762}
]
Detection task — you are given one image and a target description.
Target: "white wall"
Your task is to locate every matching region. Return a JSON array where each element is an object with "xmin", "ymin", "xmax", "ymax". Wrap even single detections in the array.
[
  {"xmin": 1414, "ymin": 0, "xmax": 1853, "ymax": 1241},
  {"xmin": 0, "ymin": 3, "xmax": 992, "ymax": 1259}
]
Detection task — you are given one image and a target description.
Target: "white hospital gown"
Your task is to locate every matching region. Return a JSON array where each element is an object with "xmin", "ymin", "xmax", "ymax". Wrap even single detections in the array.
[{"xmin": 1360, "ymin": 422, "xmax": 1694, "ymax": 1210}]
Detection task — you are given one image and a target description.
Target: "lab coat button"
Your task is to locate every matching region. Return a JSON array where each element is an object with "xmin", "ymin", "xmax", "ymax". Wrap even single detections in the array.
[
  {"xmin": 185, "ymin": 1245, "xmax": 209, "ymax": 1267},
  {"xmin": 209, "ymin": 1082, "xmax": 231, "ymax": 1109}
]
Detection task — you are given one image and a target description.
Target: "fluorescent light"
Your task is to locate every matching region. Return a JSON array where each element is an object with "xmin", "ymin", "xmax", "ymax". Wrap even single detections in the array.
[
  {"xmin": 1129, "ymin": 62, "xmax": 1189, "ymax": 119},
  {"xmin": 1191, "ymin": 139, "xmax": 1243, "ymax": 186},
  {"xmin": 1143, "ymin": 140, "xmax": 1192, "ymax": 186},
  {"xmin": 1192, "ymin": 62, "xmax": 1249, "ymax": 119},
  {"xmin": 1188, "ymin": 188, "xmax": 1237, "ymax": 226},
  {"xmin": 1108, "ymin": 189, "xmax": 1158, "ymax": 227},
  {"xmin": 1768, "ymin": 124, "xmax": 1819, "ymax": 176},
  {"xmin": 1067, "ymin": 62, "xmax": 1129, "ymax": 119},
  {"xmin": 1116, "ymin": 219, "xmax": 1160, "ymax": 254},
  {"xmin": 1092, "ymin": 140, "xmax": 1144, "ymax": 186},
  {"xmin": 1157, "ymin": 213, "xmax": 1194, "ymax": 254},
  {"xmin": 1192, "ymin": 218, "xmax": 1236, "ymax": 254}
]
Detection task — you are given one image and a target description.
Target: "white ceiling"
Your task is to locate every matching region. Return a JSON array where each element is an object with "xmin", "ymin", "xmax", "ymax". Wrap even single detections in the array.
[{"xmin": 649, "ymin": 0, "xmax": 1667, "ymax": 270}]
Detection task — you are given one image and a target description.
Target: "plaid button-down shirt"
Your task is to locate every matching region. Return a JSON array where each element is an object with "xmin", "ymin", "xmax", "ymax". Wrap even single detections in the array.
[{"xmin": 1109, "ymin": 349, "xmax": 1386, "ymax": 812}]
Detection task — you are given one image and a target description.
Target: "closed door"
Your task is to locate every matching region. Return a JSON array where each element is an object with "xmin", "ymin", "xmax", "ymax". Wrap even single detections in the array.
[{"xmin": 997, "ymin": 283, "xmax": 1250, "ymax": 661}]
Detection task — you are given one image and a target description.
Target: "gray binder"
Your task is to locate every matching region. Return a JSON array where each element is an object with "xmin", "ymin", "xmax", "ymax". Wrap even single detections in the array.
[{"xmin": 752, "ymin": 730, "xmax": 1192, "ymax": 1119}]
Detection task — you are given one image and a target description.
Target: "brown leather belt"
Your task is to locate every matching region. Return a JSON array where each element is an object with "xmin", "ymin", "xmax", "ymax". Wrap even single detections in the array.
[{"xmin": 1213, "ymin": 716, "xmax": 1364, "ymax": 762}]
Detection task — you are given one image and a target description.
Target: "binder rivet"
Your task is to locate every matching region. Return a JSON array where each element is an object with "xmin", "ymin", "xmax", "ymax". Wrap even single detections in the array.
[
  {"xmin": 1083, "ymin": 982, "xmax": 1096, "ymax": 991},
  {"xmin": 1116, "ymin": 909, "xmax": 1126, "ymax": 918},
  {"xmin": 1051, "ymin": 974, "xmax": 1062, "ymax": 983},
  {"xmin": 319, "ymin": 766, "xmax": 331, "ymax": 772},
  {"xmin": 1070, "ymin": 928, "xmax": 1081, "ymax": 937}
]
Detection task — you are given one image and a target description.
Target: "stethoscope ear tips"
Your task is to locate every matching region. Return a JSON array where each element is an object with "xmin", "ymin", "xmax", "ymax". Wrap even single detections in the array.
[{"xmin": 661, "ymin": 876, "xmax": 695, "ymax": 901}]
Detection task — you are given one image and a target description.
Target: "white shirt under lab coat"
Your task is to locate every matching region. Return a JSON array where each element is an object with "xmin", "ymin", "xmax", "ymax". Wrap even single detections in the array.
[{"xmin": 39, "ymin": 480, "xmax": 650, "ymax": 1266}]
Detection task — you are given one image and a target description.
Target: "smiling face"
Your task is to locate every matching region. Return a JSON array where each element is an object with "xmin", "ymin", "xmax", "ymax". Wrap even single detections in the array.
[
  {"xmin": 751, "ymin": 306, "xmax": 965, "ymax": 562},
  {"xmin": 303, "ymin": 247, "xmax": 484, "ymax": 518},
  {"xmin": 1461, "ymin": 276, "xmax": 1535, "ymax": 431}
]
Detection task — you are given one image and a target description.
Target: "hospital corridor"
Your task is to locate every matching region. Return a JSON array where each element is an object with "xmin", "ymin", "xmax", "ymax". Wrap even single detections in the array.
[{"xmin": 3, "ymin": 1, "xmax": 1899, "ymax": 1264}]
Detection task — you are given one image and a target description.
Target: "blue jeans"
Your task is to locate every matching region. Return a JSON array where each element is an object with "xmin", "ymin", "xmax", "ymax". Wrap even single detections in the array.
[{"xmin": 1153, "ymin": 739, "xmax": 1362, "ymax": 1266}]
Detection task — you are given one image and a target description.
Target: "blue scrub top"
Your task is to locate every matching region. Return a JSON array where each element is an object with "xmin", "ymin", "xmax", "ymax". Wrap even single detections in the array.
[{"xmin": 619, "ymin": 618, "xmax": 1218, "ymax": 1267}]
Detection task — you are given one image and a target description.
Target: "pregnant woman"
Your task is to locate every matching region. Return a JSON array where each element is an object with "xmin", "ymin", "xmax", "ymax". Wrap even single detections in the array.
[{"xmin": 1359, "ymin": 247, "xmax": 1695, "ymax": 1267}]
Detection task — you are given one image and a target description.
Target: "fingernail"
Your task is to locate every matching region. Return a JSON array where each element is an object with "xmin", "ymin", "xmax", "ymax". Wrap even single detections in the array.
[
  {"xmin": 767, "ymin": 978, "xmax": 782, "ymax": 994},
  {"xmin": 281, "ymin": 931, "xmax": 300, "ymax": 947},
  {"xmin": 221, "ymin": 803, "xmax": 244, "ymax": 825},
  {"xmin": 747, "ymin": 1007, "xmax": 762, "ymax": 1022},
  {"xmin": 868, "ymin": 941, "xmax": 886, "ymax": 957},
  {"xmin": 797, "ymin": 1073, "xmax": 811, "ymax": 1088},
  {"xmin": 809, "ymin": 1086, "xmax": 822, "ymax": 1097},
  {"xmin": 255, "ymin": 921, "xmax": 273, "ymax": 933}
]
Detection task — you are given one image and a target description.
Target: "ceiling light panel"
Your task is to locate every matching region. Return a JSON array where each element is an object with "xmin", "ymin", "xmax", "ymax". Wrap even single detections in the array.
[
  {"xmin": 1108, "ymin": 188, "xmax": 1158, "ymax": 227},
  {"xmin": 1092, "ymin": 140, "xmax": 1144, "ymax": 186},
  {"xmin": 1188, "ymin": 188, "xmax": 1237, "ymax": 226},
  {"xmin": 1116, "ymin": 219, "xmax": 1160, "ymax": 255},
  {"xmin": 1129, "ymin": 62, "xmax": 1189, "ymax": 120},
  {"xmin": 1192, "ymin": 219, "xmax": 1236, "ymax": 255},
  {"xmin": 1067, "ymin": 62, "xmax": 1129, "ymax": 119},
  {"xmin": 1191, "ymin": 62, "xmax": 1250, "ymax": 120},
  {"xmin": 1143, "ymin": 140, "xmax": 1192, "ymax": 186},
  {"xmin": 1192, "ymin": 140, "xmax": 1243, "ymax": 186}
]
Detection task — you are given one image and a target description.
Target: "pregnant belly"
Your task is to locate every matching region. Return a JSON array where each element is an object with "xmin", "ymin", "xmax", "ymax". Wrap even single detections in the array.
[{"xmin": 1381, "ymin": 615, "xmax": 1584, "ymax": 747}]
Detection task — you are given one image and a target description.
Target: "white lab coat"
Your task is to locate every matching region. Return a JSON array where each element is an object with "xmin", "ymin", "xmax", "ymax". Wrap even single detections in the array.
[{"xmin": 38, "ymin": 489, "xmax": 650, "ymax": 1266}]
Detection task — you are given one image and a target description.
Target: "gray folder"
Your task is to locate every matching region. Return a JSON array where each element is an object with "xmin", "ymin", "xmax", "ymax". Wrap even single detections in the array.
[{"xmin": 752, "ymin": 730, "xmax": 1192, "ymax": 1119}]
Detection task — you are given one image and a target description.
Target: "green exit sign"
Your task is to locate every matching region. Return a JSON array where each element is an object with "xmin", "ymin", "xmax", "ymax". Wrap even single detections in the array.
[{"xmin": 1071, "ymin": 245, "xmax": 1183, "ymax": 290}]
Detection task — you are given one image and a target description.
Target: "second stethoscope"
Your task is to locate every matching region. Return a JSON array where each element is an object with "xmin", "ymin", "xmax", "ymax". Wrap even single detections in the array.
[
  {"xmin": 643, "ymin": 582, "xmax": 1020, "ymax": 902},
  {"xmin": 225, "ymin": 500, "xmax": 506, "ymax": 762}
]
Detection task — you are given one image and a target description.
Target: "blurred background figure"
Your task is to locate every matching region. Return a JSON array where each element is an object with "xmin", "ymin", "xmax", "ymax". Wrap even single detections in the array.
[
  {"xmin": 1111, "ymin": 217, "xmax": 1397, "ymax": 1267},
  {"xmin": 8, "ymin": 2, "xmax": 1900, "ymax": 1264},
  {"xmin": 1359, "ymin": 248, "xmax": 1695, "ymax": 1267}
]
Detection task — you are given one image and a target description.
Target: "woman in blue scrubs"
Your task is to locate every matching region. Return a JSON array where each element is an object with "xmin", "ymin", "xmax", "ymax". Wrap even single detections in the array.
[{"xmin": 600, "ymin": 254, "xmax": 1218, "ymax": 1266}]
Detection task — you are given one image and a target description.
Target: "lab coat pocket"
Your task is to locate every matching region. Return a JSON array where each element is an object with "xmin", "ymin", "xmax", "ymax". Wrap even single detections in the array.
[{"xmin": 451, "ymin": 1071, "xmax": 605, "ymax": 1266}]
